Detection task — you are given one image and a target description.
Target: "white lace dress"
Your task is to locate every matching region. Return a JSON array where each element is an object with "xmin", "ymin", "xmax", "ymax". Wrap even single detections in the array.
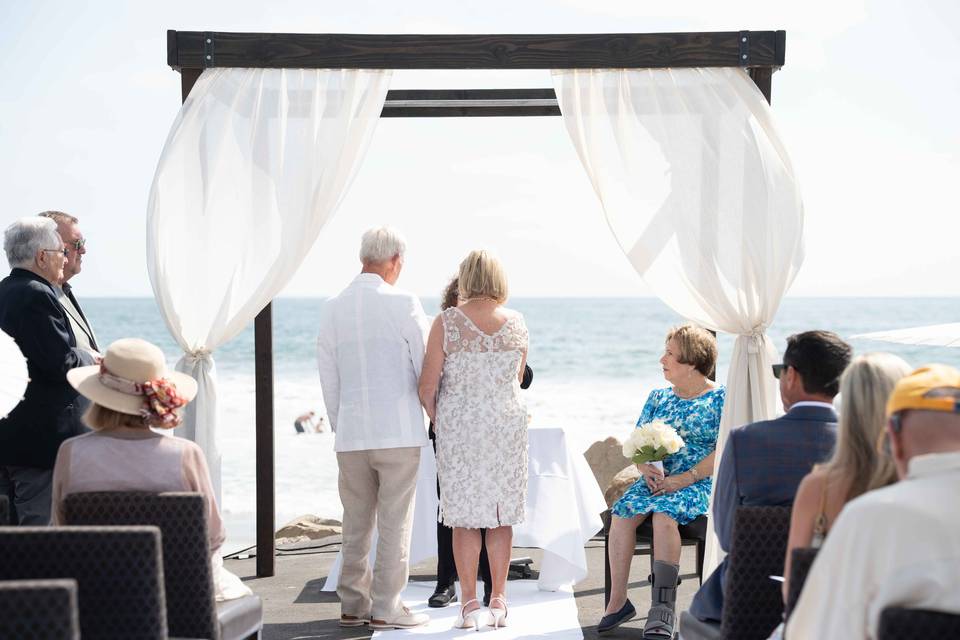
[{"xmin": 435, "ymin": 307, "xmax": 529, "ymax": 529}]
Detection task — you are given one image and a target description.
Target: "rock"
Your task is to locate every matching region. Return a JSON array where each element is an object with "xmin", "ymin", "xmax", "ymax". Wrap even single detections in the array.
[
  {"xmin": 604, "ymin": 465, "xmax": 642, "ymax": 507},
  {"xmin": 275, "ymin": 514, "xmax": 342, "ymax": 544},
  {"xmin": 583, "ymin": 437, "xmax": 633, "ymax": 497}
]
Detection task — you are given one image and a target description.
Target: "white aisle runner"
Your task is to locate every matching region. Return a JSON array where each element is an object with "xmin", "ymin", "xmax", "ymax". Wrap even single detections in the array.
[{"xmin": 372, "ymin": 581, "xmax": 583, "ymax": 639}]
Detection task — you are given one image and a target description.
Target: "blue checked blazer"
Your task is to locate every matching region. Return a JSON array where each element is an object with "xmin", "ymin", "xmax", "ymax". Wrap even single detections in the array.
[{"xmin": 689, "ymin": 403, "xmax": 838, "ymax": 622}]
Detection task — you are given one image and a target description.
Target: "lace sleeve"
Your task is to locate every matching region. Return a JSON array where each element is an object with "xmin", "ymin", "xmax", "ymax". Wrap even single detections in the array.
[
  {"xmin": 506, "ymin": 312, "xmax": 529, "ymax": 353},
  {"xmin": 441, "ymin": 307, "xmax": 467, "ymax": 354}
]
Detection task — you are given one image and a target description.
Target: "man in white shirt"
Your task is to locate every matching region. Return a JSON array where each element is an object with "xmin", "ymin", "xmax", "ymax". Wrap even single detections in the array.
[
  {"xmin": 317, "ymin": 227, "xmax": 430, "ymax": 630},
  {"xmin": 786, "ymin": 364, "xmax": 960, "ymax": 639}
]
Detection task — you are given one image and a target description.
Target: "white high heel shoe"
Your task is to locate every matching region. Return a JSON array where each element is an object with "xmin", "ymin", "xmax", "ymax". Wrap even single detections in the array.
[
  {"xmin": 488, "ymin": 596, "xmax": 508, "ymax": 629},
  {"xmin": 454, "ymin": 599, "xmax": 488, "ymax": 631}
]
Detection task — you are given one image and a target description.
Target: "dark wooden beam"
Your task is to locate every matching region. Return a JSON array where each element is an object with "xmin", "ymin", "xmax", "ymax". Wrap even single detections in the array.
[
  {"xmin": 168, "ymin": 30, "xmax": 785, "ymax": 71},
  {"xmin": 254, "ymin": 304, "xmax": 275, "ymax": 578},
  {"xmin": 382, "ymin": 89, "xmax": 560, "ymax": 117}
]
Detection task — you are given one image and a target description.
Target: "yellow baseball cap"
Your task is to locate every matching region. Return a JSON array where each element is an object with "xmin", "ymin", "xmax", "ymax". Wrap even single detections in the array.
[{"xmin": 886, "ymin": 364, "xmax": 960, "ymax": 417}]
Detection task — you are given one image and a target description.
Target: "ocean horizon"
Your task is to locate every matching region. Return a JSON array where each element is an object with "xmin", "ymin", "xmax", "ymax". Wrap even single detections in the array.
[{"xmin": 79, "ymin": 295, "xmax": 958, "ymax": 553}]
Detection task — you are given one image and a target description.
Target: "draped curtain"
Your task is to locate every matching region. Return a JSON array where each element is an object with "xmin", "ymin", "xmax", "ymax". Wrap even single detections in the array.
[
  {"xmin": 147, "ymin": 67, "xmax": 391, "ymax": 497},
  {"xmin": 553, "ymin": 67, "xmax": 805, "ymax": 573}
]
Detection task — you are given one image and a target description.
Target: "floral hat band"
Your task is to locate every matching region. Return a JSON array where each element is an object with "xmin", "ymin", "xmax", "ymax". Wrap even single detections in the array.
[
  {"xmin": 67, "ymin": 338, "xmax": 198, "ymax": 430},
  {"xmin": 98, "ymin": 362, "xmax": 188, "ymax": 427}
]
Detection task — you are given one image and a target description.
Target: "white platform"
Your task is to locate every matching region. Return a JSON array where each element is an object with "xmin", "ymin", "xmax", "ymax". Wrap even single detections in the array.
[{"xmin": 372, "ymin": 580, "xmax": 583, "ymax": 639}]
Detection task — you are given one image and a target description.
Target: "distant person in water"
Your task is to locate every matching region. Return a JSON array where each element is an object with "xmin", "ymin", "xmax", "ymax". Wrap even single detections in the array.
[{"xmin": 294, "ymin": 411, "xmax": 316, "ymax": 434}]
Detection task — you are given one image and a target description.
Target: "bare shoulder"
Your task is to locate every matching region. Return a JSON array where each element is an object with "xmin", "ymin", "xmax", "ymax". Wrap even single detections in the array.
[{"xmin": 794, "ymin": 469, "xmax": 827, "ymax": 508}]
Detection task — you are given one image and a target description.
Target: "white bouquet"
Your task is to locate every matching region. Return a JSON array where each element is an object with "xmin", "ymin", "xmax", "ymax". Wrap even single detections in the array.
[{"xmin": 622, "ymin": 419, "xmax": 685, "ymax": 472}]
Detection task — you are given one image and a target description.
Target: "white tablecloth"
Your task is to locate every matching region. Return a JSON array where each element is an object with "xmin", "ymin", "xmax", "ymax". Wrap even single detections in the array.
[{"xmin": 323, "ymin": 426, "xmax": 606, "ymax": 592}]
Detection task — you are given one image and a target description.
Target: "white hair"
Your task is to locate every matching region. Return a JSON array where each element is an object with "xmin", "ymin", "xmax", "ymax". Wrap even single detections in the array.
[
  {"xmin": 4, "ymin": 217, "xmax": 61, "ymax": 269},
  {"xmin": 359, "ymin": 226, "xmax": 406, "ymax": 264}
]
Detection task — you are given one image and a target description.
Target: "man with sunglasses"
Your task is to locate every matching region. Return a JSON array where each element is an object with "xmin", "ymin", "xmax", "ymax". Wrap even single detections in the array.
[
  {"xmin": 38, "ymin": 211, "xmax": 98, "ymax": 358},
  {"xmin": 0, "ymin": 217, "xmax": 96, "ymax": 525},
  {"xmin": 686, "ymin": 330, "xmax": 851, "ymax": 627},
  {"xmin": 787, "ymin": 365, "xmax": 960, "ymax": 639}
]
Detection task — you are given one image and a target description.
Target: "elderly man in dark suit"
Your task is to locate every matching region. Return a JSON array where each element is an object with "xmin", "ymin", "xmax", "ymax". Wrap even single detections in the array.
[
  {"xmin": 0, "ymin": 217, "xmax": 95, "ymax": 524},
  {"xmin": 687, "ymin": 330, "xmax": 852, "ymax": 624}
]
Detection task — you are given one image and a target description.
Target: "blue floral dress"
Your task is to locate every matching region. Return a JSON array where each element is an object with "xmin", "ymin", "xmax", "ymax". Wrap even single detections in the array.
[{"xmin": 612, "ymin": 386, "xmax": 725, "ymax": 525}]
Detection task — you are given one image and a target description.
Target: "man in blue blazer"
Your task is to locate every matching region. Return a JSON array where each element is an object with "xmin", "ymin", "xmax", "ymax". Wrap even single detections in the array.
[
  {"xmin": 0, "ymin": 217, "xmax": 96, "ymax": 524},
  {"xmin": 688, "ymin": 330, "xmax": 853, "ymax": 623}
]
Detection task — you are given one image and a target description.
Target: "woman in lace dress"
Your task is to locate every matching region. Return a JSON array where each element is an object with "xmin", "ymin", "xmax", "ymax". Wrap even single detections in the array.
[{"xmin": 419, "ymin": 250, "xmax": 529, "ymax": 630}]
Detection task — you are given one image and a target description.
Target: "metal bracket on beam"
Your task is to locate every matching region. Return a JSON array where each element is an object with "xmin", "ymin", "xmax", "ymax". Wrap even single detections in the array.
[
  {"xmin": 203, "ymin": 31, "xmax": 215, "ymax": 68},
  {"xmin": 738, "ymin": 30, "xmax": 750, "ymax": 66}
]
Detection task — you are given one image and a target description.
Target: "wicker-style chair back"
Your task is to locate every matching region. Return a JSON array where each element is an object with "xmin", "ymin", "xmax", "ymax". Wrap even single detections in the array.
[
  {"xmin": 0, "ymin": 526, "xmax": 166, "ymax": 639},
  {"xmin": 64, "ymin": 491, "xmax": 219, "ymax": 640},
  {"xmin": 0, "ymin": 579, "xmax": 80, "ymax": 640},
  {"xmin": 720, "ymin": 505, "xmax": 791, "ymax": 640},
  {"xmin": 784, "ymin": 547, "xmax": 818, "ymax": 619},
  {"xmin": 878, "ymin": 607, "xmax": 960, "ymax": 639}
]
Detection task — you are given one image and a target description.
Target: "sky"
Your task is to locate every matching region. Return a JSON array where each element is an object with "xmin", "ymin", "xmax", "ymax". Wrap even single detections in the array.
[{"xmin": 0, "ymin": 0, "xmax": 957, "ymax": 298}]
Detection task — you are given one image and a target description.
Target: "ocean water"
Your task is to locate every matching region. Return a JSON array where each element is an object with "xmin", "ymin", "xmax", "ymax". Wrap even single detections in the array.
[{"xmin": 82, "ymin": 296, "xmax": 958, "ymax": 552}]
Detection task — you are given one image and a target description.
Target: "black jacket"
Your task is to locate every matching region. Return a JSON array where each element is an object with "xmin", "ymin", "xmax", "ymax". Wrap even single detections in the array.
[{"xmin": 0, "ymin": 268, "xmax": 94, "ymax": 468}]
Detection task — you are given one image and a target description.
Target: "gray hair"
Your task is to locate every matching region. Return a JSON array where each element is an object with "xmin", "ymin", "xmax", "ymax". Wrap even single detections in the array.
[
  {"xmin": 4, "ymin": 217, "xmax": 61, "ymax": 269},
  {"xmin": 359, "ymin": 226, "xmax": 406, "ymax": 264}
]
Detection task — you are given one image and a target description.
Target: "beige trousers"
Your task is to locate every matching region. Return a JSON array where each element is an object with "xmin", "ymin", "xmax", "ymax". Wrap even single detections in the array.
[{"xmin": 336, "ymin": 446, "xmax": 420, "ymax": 619}]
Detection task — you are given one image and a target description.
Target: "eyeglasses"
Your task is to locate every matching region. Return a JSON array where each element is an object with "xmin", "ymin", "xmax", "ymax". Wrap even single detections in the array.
[
  {"xmin": 889, "ymin": 412, "xmax": 905, "ymax": 434},
  {"xmin": 772, "ymin": 363, "xmax": 787, "ymax": 379},
  {"xmin": 71, "ymin": 238, "xmax": 86, "ymax": 251},
  {"xmin": 42, "ymin": 248, "xmax": 68, "ymax": 257}
]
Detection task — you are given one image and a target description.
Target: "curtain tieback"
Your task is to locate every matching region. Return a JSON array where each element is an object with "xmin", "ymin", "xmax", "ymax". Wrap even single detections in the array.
[
  {"xmin": 743, "ymin": 326, "xmax": 768, "ymax": 354},
  {"xmin": 184, "ymin": 348, "xmax": 213, "ymax": 364}
]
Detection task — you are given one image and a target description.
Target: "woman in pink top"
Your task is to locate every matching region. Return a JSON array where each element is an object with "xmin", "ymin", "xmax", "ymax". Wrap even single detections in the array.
[{"xmin": 50, "ymin": 337, "xmax": 250, "ymax": 601}]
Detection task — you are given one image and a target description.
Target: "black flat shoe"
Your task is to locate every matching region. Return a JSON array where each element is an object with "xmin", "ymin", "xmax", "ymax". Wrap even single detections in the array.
[
  {"xmin": 428, "ymin": 584, "xmax": 457, "ymax": 608},
  {"xmin": 598, "ymin": 598, "xmax": 636, "ymax": 634}
]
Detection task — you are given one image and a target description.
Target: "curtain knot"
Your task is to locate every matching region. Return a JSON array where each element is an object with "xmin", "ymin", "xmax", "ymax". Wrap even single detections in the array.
[
  {"xmin": 185, "ymin": 348, "xmax": 212, "ymax": 363},
  {"xmin": 744, "ymin": 325, "xmax": 768, "ymax": 354}
]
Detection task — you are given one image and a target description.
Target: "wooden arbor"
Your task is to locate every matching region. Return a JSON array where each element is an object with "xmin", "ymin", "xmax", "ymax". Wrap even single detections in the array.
[{"xmin": 166, "ymin": 29, "xmax": 786, "ymax": 577}]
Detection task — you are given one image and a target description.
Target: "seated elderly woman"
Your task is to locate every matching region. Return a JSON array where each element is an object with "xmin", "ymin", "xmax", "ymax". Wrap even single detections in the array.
[
  {"xmin": 600, "ymin": 323, "xmax": 724, "ymax": 639},
  {"xmin": 50, "ymin": 337, "xmax": 251, "ymax": 601}
]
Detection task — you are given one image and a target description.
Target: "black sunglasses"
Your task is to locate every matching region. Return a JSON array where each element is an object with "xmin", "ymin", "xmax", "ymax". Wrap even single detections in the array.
[{"xmin": 772, "ymin": 363, "xmax": 787, "ymax": 379}]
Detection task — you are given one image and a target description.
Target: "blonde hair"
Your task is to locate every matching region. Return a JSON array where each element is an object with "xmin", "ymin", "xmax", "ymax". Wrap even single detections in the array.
[
  {"xmin": 665, "ymin": 323, "xmax": 718, "ymax": 377},
  {"xmin": 823, "ymin": 352, "xmax": 912, "ymax": 500},
  {"xmin": 83, "ymin": 403, "xmax": 148, "ymax": 431},
  {"xmin": 457, "ymin": 250, "xmax": 508, "ymax": 304}
]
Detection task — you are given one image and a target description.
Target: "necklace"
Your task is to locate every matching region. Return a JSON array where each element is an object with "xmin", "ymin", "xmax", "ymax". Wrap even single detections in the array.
[{"xmin": 674, "ymin": 379, "xmax": 709, "ymax": 399}]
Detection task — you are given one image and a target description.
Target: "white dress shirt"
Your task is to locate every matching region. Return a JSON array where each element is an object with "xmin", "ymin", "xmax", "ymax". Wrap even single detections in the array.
[
  {"xmin": 316, "ymin": 273, "xmax": 430, "ymax": 452},
  {"xmin": 786, "ymin": 451, "xmax": 960, "ymax": 639}
]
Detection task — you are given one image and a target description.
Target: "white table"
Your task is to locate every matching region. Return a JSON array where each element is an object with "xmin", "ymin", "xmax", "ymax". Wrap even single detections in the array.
[{"xmin": 323, "ymin": 426, "xmax": 607, "ymax": 592}]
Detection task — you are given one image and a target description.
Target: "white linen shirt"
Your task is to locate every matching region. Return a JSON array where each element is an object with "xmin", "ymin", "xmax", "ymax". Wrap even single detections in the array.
[
  {"xmin": 317, "ymin": 273, "xmax": 430, "ymax": 452},
  {"xmin": 786, "ymin": 451, "xmax": 960, "ymax": 639}
]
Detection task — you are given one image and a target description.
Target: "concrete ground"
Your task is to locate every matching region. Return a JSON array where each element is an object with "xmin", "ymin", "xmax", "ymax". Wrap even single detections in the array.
[{"xmin": 227, "ymin": 537, "xmax": 702, "ymax": 640}]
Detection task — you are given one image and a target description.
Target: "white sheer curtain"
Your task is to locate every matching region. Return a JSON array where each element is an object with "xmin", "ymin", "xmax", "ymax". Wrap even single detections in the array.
[
  {"xmin": 553, "ymin": 67, "xmax": 804, "ymax": 573},
  {"xmin": 147, "ymin": 68, "xmax": 391, "ymax": 497}
]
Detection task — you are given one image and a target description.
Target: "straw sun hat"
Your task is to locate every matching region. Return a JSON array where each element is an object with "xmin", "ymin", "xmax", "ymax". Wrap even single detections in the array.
[{"xmin": 67, "ymin": 338, "xmax": 197, "ymax": 426}]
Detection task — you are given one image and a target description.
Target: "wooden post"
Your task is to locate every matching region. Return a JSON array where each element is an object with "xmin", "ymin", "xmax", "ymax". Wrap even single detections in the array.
[
  {"xmin": 254, "ymin": 305, "xmax": 275, "ymax": 577},
  {"xmin": 749, "ymin": 67, "xmax": 773, "ymax": 104},
  {"xmin": 180, "ymin": 66, "xmax": 276, "ymax": 577}
]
